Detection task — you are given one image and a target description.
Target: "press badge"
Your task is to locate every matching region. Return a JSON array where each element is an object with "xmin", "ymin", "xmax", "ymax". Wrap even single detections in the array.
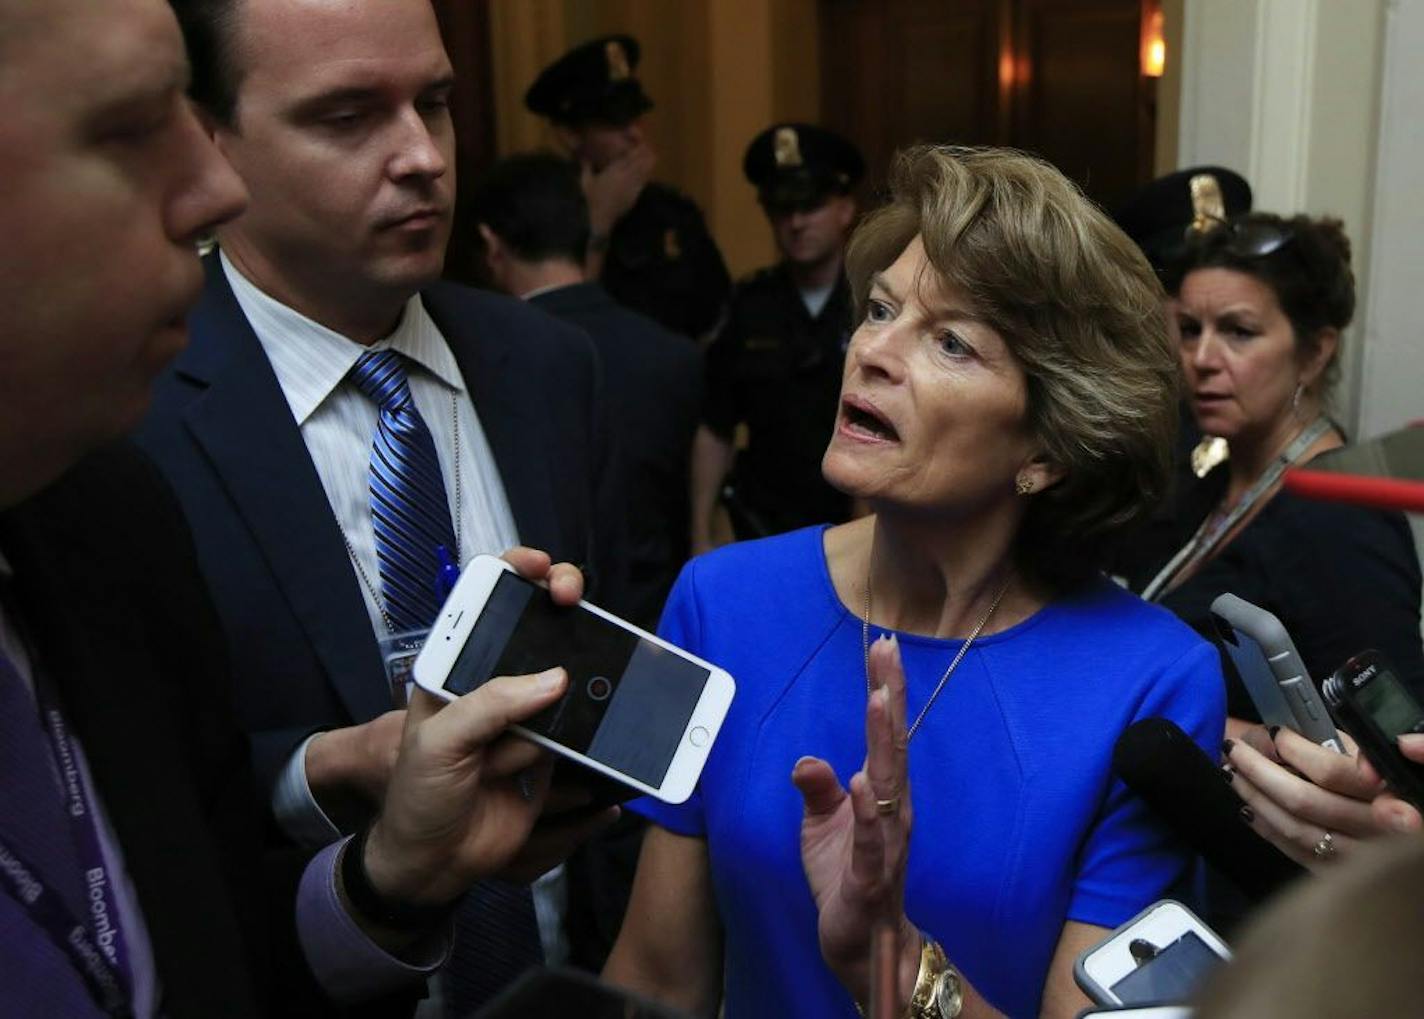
[{"xmin": 379, "ymin": 629, "xmax": 429, "ymax": 706}]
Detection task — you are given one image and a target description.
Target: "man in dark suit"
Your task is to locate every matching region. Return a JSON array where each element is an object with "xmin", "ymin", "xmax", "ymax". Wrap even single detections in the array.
[
  {"xmin": 525, "ymin": 35, "xmax": 731, "ymax": 341},
  {"xmin": 140, "ymin": 0, "xmax": 620, "ymax": 838},
  {"xmin": 470, "ymin": 152, "xmax": 702, "ymax": 971},
  {"xmin": 0, "ymin": 0, "xmax": 612, "ymax": 1015},
  {"xmin": 136, "ymin": 0, "xmax": 624, "ymax": 1010},
  {"xmin": 472, "ymin": 152, "xmax": 700, "ymax": 633}
]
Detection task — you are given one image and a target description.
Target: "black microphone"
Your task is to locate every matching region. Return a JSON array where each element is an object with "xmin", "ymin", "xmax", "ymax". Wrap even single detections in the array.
[{"xmin": 1113, "ymin": 718, "xmax": 1305, "ymax": 901}]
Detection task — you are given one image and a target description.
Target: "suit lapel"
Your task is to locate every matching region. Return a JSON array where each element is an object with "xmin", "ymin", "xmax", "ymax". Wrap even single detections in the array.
[
  {"xmin": 425, "ymin": 287, "xmax": 564, "ymax": 555},
  {"xmin": 173, "ymin": 266, "xmax": 390, "ymax": 723}
]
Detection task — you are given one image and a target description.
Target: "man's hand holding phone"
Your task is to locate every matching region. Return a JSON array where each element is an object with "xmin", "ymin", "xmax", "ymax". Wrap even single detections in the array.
[{"xmin": 355, "ymin": 549, "xmax": 617, "ymax": 917}]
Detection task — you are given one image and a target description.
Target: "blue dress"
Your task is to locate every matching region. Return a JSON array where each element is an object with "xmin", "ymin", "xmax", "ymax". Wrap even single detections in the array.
[{"xmin": 633, "ymin": 527, "xmax": 1225, "ymax": 1018}]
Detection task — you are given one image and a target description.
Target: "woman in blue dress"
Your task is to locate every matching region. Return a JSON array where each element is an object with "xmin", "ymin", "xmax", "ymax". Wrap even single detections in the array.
[{"xmin": 603, "ymin": 146, "xmax": 1226, "ymax": 1018}]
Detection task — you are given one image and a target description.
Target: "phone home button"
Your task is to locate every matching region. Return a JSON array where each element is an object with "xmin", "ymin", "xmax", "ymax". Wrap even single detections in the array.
[{"xmin": 689, "ymin": 725, "xmax": 709, "ymax": 748}]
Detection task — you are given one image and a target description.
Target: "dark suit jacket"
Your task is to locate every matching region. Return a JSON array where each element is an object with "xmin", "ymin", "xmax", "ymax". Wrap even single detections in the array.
[
  {"xmin": 530, "ymin": 283, "xmax": 700, "ymax": 631},
  {"xmin": 0, "ymin": 445, "xmax": 319, "ymax": 1018},
  {"xmin": 135, "ymin": 258, "xmax": 625, "ymax": 796}
]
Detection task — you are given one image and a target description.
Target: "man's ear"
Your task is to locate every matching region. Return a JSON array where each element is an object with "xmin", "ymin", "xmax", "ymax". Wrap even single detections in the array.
[
  {"xmin": 833, "ymin": 194, "xmax": 857, "ymax": 233},
  {"xmin": 476, "ymin": 223, "xmax": 505, "ymax": 286}
]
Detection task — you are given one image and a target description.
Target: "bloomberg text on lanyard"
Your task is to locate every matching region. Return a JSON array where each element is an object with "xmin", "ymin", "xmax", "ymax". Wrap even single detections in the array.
[{"xmin": 0, "ymin": 681, "xmax": 133, "ymax": 1018}]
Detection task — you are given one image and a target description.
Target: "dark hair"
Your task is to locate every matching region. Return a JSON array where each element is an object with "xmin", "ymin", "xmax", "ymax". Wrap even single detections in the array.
[
  {"xmin": 1164, "ymin": 212, "xmax": 1355, "ymax": 397},
  {"xmin": 469, "ymin": 152, "xmax": 590, "ymax": 265},
  {"xmin": 168, "ymin": 0, "xmax": 245, "ymax": 125},
  {"xmin": 846, "ymin": 146, "xmax": 1177, "ymax": 592}
]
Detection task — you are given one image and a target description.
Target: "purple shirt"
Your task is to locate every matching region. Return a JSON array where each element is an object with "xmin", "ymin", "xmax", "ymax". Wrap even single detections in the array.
[{"xmin": 0, "ymin": 553, "xmax": 447, "ymax": 1015}]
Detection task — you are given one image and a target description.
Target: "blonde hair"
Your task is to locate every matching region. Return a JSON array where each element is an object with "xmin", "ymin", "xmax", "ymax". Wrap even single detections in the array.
[{"xmin": 845, "ymin": 146, "xmax": 1177, "ymax": 589}]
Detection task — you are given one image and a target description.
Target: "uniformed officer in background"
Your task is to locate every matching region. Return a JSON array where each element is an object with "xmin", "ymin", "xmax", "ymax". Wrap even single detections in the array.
[
  {"xmin": 690, "ymin": 123, "xmax": 864, "ymax": 553},
  {"xmin": 526, "ymin": 35, "xmax": 730, "ymax": 341}
]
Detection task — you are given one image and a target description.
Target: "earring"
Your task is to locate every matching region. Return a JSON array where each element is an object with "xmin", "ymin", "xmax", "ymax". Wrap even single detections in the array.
[
  {"xmin": 1015, "ymin": 475, "xmax": 1034, "ymax": 496},
  {"xmin": 1291, "ymin": 382, "xmax": 1303, "ymax": 414}
]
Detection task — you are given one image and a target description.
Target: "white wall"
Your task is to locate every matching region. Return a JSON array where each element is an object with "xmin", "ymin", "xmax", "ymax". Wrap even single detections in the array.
[
  {"xmin": 1176, "ymin": 0, "xmax": 1387, "ymax": 436},
  {"xmin": 1358, "ymin": 0, "xmax": 1424, "ymax": 439}
]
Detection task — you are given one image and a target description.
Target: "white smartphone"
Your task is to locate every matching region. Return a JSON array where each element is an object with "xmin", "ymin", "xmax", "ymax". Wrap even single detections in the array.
[
  {"xmin": 1074, "ymin": 900, "xmax": 1230, "ymax": 1008},
  {"xmin": 412, "ymin": 555, "xmax": 735, "ymax": 804}
]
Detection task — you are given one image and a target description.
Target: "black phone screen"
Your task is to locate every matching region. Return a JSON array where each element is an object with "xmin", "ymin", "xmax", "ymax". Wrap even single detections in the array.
[
  {"xmin": 1357, "ymin": 664, "xmax": 1424, "ymax": 738},
  {"xmin": 1109, "ymin": 931, "xmax": 1223, "ymax": 1004},
  {"xmin": 442, "ymin": 571, "xmax": 711, "ymax": 787}
]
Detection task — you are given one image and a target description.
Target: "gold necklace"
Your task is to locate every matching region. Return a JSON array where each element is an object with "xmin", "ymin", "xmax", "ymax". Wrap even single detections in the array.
[{"xmin": 861, "ymin": 567, "xmax": 1012, "ymax": 742}]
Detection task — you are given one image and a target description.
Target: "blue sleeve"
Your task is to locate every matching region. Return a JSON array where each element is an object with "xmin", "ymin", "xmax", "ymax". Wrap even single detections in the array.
[
  {"xmin": 1067, "ymin": 639, "xmax": 1226, "ymax": 926},
  {"xmin": 626, "ymin": 562, "xmax": 709, "ymax": 838}
]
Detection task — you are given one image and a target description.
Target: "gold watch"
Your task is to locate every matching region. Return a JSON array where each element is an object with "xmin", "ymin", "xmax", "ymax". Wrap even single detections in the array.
[{"xmin": 910, "ymin": 939, "xmax": 963, "ymax": 1019}]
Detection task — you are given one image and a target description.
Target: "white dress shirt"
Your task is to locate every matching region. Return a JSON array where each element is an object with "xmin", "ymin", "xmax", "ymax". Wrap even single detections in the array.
[
  {"xmin": 222, "ymin": 252, "xmax": 519, "ymax": 636},
  {"xmin": 221, "ymin": 256, "xmax": 568, "ymax": 967}
]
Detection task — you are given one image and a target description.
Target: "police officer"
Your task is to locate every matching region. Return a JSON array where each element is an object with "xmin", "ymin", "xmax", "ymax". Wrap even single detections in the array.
[
  {"xmin": 690, "ymin": 123, "xmax": 864, "ymax": 552},
  {"xmin": 526, "ymin": 35, "xmax": 730, "ymax": 341},
  {"xmin": 1110, "ymin": 166, "xmax": 1252, "ymax": 583}
]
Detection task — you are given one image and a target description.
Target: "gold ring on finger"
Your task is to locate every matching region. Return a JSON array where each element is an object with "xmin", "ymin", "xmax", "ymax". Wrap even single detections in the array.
[{"xmin": 875, "ymin": 796, "xmax": 899, "ymax": 816}]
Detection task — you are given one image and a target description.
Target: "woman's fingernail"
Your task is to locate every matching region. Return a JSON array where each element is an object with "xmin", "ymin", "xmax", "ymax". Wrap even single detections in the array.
[
  {"xmin": 1267, "ymin": 725, "xmax": 1281, "ymax": 741},
  {"xmin": 537, "ymin": 667, "xmax": 564, "ymax": 691},
  {"xmin": 1239, "ymin": 805, "xmax": 1255, "ymax": 824},
  {"xmin": 1221, "ymin": 738, "xmax": 1235, "ymax": 757},
  {"xmin": 1221, "ymin": 764, "xmax": 1235, "ymax": 784},
  {"xmin": 1391, "ymin": 806, "xmax": 1422, "ymax": 833},
  {"xmin": 1398, "ymin": 733, "xmax": 1424, "ymax": 752}
]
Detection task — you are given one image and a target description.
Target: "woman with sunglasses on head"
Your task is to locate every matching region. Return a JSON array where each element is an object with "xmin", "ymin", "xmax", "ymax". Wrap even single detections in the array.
[
  {"xmin": 603, "ymin": 146, "xmax": 1226, "ymax": 1019},
  {"xmin": 1130, "ymin": 212, "xmax": 1424, "ymax": 872}
]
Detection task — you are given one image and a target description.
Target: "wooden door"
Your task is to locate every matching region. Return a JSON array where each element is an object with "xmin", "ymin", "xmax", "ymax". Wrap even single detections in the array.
[
  {"xmin": 432, "ymin": 0, "xmax": 497, "ymax": 285},
  {"xmin": 820, "ymin": 0, "xmax": 1153, "ymax": 212}
]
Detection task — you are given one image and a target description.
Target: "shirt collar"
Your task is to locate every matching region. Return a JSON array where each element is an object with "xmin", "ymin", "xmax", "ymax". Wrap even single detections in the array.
[
  {"xmin": 220, "ymin": 251, "xmax": 464, "ymax": 425},
  {"xmin": 519, "ymin": 281, "xmax": 579, "ymax": 301}
]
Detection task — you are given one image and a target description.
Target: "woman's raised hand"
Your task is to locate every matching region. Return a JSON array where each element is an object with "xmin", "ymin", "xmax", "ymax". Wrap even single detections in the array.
[{"xmin": 792, "ymin": 634, "xmax": 919, "ymax": 1006}]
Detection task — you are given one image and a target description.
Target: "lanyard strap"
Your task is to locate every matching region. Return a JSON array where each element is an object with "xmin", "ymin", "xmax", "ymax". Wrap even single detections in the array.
[
  {"xmin": 34, "ymin": 693, "xmax": 132, "ymax": 993},
  {"xmin": 0, "ymin": 834, "xmax": 133, "ymax": 1017},
  {"xmin": 1144, "ymin": 416, "xmax": 1332, "ymax": 601}
]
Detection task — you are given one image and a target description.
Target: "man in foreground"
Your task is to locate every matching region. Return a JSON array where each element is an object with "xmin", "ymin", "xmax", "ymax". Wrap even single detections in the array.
[
  {"xmin": 139, "ymin": 0, "xmax": 625, "ymax": 1007},
  {"xmin": 0, "ymin": 1, "xmax": 606, "ymax": 1014}
]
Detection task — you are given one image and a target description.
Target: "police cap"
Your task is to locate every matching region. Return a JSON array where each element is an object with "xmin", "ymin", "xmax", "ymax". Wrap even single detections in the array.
[
  {"xmin": 525, "ymin": 35, "xmax": 653, "ymax": 127},
  {"xmin": 1114, "ymin": 165, "xmax": 1253, "ymax": 272},
  {"xmin": 743, "ymin": 123, "xmax": 865, "ymax": 211}
]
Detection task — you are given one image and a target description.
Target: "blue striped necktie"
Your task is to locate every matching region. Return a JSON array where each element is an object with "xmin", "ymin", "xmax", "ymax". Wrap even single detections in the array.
[
  {"xmin": 349, "ymin": 349, "xmax": 457, "ymax": 632},
  {"xmin": 348, "ymin": 350, "xmax": 543, "ymax": 1013}
]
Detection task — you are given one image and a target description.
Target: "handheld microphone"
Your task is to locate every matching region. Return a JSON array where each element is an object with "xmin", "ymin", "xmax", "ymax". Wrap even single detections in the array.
[{"xmin": 1113, "ymin": 718, "xmax": 1305, "ymax": 901}]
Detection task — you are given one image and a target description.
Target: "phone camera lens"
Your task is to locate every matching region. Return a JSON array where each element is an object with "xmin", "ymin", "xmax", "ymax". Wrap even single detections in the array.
[{"xmin": 586, "ymin": 676, "xmax": 612, "ymax": 702}]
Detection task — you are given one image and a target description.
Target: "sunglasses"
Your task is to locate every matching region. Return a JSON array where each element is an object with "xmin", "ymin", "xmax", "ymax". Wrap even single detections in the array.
[{"xmin": 1188, "ymin": 214, "xmax": 1295, "ymax": 258}]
